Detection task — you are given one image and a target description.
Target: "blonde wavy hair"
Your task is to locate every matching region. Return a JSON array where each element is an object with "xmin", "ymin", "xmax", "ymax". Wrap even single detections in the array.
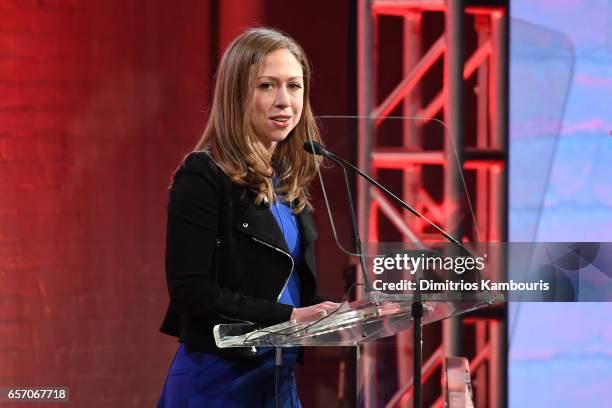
[{"xmin": 195, "ymin": 27, "xmax": 323, "ymax": 213}]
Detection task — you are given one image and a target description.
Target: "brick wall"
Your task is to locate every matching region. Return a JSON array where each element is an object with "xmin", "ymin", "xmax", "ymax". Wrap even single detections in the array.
[{"xmin": 0, "ymin": 1, "xmax": 211, "ymax": 406}]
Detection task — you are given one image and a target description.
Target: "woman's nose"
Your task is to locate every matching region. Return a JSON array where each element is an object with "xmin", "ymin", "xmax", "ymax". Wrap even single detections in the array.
[{"xmin": 274, "ymin": 87, "xmax": 290, "ymax": 108}]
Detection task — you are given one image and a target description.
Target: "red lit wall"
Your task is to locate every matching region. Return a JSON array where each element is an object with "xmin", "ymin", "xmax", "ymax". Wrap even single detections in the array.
[
  {"xmin": 0, "ymin": 1, "xmax": 354, "ymax": 406},
  {"xmin": 0, "ymin": 1, "xmax": 211, "ymax": 406}
]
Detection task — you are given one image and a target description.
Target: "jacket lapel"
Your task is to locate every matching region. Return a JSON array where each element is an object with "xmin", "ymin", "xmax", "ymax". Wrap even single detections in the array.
[
  {"xmin": 232, "ymin": 181, "xmax": 318, "ymax": 257},
  {"xmin": 235, "ymin": 199, "xmax": 290, "ymax": 254}
]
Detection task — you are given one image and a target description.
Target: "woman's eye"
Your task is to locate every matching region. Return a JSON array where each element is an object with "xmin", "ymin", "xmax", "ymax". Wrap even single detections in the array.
[
  {"xmin": 288, "ymin": 83, "xmax": 303, "ymax": 90},
  {"xmin": 259, "ymin": 83, "xmax": 274, "ymax": 90}
]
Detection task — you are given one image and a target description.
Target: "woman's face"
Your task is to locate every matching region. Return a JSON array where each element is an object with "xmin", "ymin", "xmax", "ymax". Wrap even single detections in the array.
[{"xmin": 249, "ymin": 48, "xmax": 304, "ymax": 152}]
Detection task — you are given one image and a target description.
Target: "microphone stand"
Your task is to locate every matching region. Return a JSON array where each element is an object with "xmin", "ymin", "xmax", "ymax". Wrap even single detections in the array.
[
  {"xmin": 305, "ymin": 141, "xmax": 474, "ymax": 408},
  {"xmin": 339, "ymin": 165, "xmax": 374, "ymax": 293}
]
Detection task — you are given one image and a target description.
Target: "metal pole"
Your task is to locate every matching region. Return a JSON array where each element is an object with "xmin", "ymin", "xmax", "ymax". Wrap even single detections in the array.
[
  {"xmin": 490, "ymin": 9, "xmax": 509, "ymax": 408},
  {"xmin": 475, "ymin": 14, "xmax": 490, "ymax": 407},
  {"xmin": 357, "ymin": 1, "xmax": 376, "ymax": 407},
  {"xmin": 442, "ymin": 0, "xmax": 465, "ymax": 361},
  {"xmin": 397, "ymin": 15, "xmax": 422, "ymax": 407},
  {"xmin": 412, "ymin": 301, "xmax": 424, "ymax": 408},
  {"xmin": 357, "ymin": 1, "xmax": 374, "ymax": 296},
  {"xmin": 357, "ymin": 0, "xmax": 375, "ymax": 242}
]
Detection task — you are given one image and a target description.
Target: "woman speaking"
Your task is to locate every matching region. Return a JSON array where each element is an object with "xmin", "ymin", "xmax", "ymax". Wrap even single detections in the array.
[{"xmin": 157, "ymin": 27, "xmax": 336, "ymax": 407}]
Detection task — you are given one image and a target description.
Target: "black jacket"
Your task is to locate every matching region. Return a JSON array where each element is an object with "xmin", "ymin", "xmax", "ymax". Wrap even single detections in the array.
[{"xmin": 159, "ymin": 151, "xmax": 324, "ymax": 358}]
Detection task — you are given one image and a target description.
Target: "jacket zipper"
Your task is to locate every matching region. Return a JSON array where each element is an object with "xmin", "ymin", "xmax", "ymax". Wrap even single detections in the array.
[{"xmin": 251, "ymin": 237, "xmax": 294, "ymax": 301}]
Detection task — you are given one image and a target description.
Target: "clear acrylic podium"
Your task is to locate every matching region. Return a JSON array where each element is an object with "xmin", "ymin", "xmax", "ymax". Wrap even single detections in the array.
[
  {"xmin": 214, "ymin": 292, "xmax": 498, "ymax": 348},
  {"xmin": 214, "ymin": 291, "xmax": 501, "ymax": 406}
]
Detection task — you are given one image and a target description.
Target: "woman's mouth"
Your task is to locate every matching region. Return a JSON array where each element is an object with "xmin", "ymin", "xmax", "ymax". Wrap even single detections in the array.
[{"xmin": 269, "ymin": 115, "xmax": 292, "ymax": 129}]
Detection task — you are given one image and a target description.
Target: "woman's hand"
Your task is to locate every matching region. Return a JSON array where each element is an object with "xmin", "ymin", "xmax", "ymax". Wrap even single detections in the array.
[{"xmin": 290, "ymin": 301, "xmax": 340, "ymax": 321}]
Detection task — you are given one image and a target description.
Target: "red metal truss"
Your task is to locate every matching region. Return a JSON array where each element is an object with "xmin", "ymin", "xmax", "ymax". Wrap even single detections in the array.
[{"xmin": 357, "ymin": 0, "xmax": 508, "ymax": 407}]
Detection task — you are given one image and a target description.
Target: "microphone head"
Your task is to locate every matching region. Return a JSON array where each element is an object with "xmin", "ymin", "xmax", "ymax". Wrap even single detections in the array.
[{"xmin": 303, "ymin": 141, "xmax": 327, "ymax": 156}]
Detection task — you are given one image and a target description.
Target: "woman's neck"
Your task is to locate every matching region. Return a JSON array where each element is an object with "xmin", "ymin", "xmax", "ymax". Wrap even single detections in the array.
[{"xmin": 260, "ymin": 141, "xmax": 277, "ymax": 161}]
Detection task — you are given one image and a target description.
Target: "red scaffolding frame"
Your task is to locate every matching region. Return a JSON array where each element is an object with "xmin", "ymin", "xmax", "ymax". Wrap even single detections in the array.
[{"xmin": 356, "ymin": 0, "xmax": 508, "ymax": 406}]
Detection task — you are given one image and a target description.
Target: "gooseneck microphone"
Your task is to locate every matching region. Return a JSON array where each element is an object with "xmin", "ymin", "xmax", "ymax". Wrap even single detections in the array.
[
  {"xmin": 303, "ymin": 140, "xmax": 472, "ymax": 255},
  {"xmin": 302, "ymin": 141, "xmax": 329, "ymax": 156}
]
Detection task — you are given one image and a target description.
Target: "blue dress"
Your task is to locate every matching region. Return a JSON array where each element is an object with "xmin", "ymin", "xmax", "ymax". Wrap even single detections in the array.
[{"xmin": 158, "ymin": 198, "xmax": 303, "ymax": 408}]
